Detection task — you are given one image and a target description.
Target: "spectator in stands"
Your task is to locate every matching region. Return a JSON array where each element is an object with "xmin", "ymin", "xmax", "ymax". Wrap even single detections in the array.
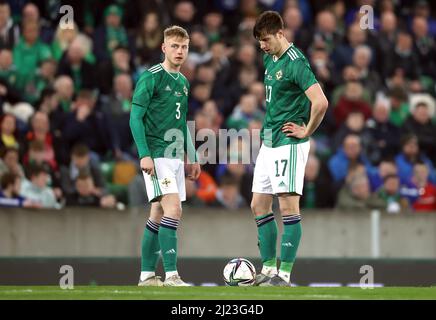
[
  {"xmin": 332, "ymin": 23, "xmax": 368, "ymax": 72},
  {"xmin": 282, "ymin": 6, "xmax": 312, "ymax": 52},
  {"xmin": 333, "ymin": 111, "xmax": 367, "ymax": 152},
  {"xmin": 20, "ymin": 2, "xmax": 53, "ymax": 43},
  {"xmin": 93, "ymin": 5, "xmax": 131, "ymax": 63},
  {"xmin": 202, "ymin": 100, "xmax": 223, "ymax": 134},
  {"xmin": 368, "ymin": 159, "xmax": 398, "ymax": 192},
  {"xmin": 105, "ymin": 73, "xmax": 133, "ymax": 155},
  {"xmin": 0, "ymin": 172, "xmax": 39, "ymax": 208},
  {"xmin": 336, "ymin": 172, "xmax": 385, "ymax": 211},
  {"xmin": 60, "ymin": 143, "xmax": 106, "ymax": 197},
  {"xmin": 309, "ymin": 47, "xmax": 336, "ymax": 94},
  {"xmin": 365, "ymin": 101, "xmax": 401, "ymax": 164},
  {"xmin": 203, "ymin": 9, "xmax": 228, "ymax": 45},
  {"xmin": 211, "ymin": 171, "xmax": 246, "ymax": 209},
  {"xmin": 412, "ymin": 16, "xmax": 436, "ymax": 79},
  {"xmin": 248, "ymin": 81, "xmax": 266, "ymax": 111},
  {"xmin": 410, "ymin": 162, "xmax": 436, "ymax": 212},
  {"xmin": 404, "ymin": 102, "xmax": 436, "ymax": 163},
  {"xmin": 301, "ymin": 154, "xmax": 335, "ymax": 208},
  {"xmin": 188, "ymin": 28, "xmax": 212, "ymax": 67},
  {"xmin": 0, "ymin": 113, "xmax": 19, "ymax": 150},
  {"xmin": 24, "ymin": 111, "xmax": 57, "ymax": 171},
  {"xmin": 0, "ymin": 1, "xmax": 19, "ymax": 49},
  {"xmin": 395, "ymin": 134, "xmax": 436, "ymax": 185},
  {"xmin": 0, "ymin": 147, "xmax": 24, "ymax": 180},
  {"xmin": 53, "ymin": 75, "xmax": 74, "ymax": 112},
  {"xmin": 98, "ymin": 46, "xmax": 132, "ymax": 95},
  {"xmin": 171, "ymin": 0, "xmax": 196, "ymax": 32},
  {"xmin": 63, "ymin": 90, "xmax": 121, "ymax": 161},
  {"xmin": 387, "ymin": 85, "xmax": 410, "ymax": 127},
  {"xmin": 57, "ymin": 36, "xmax": 96, "ymax": 93},
  {"xmin": 226, "ymin": 93, "xmax": 264, "ymax": 130},
  {"xmin": 51, "ymin": 22, "xmax": 79, "ymax": 62},
  {"xmin": 311, "ymin": 10, "xmax": 342, "ymax": 54},
  {"xmin": 374, "ymin": 174, "xmax": 407, "ymax": 213},
  {"xmin": 333, "ymin": 81, "xmax": 372, "ymax": 125},
  {"xmin": 328, "ymin": 134, "xmax": 373, "ymax": 184},
  {"xmin": 134, "ymin": 12, "xmax": 163, "ymax": 67},
  {"xmin": 0, "ymin": 48, "xmax": 17, "ymax": 87},
  {"xmin": 412, "ymin": 0, "xmax": 436, "ymax": 37},
  {"xmin": 24, "ymin": 140, "xmax": 61, "ymax": 199},
  {"xmin": 20, "ymin": 164, "xmax": 59, "ymax": 209},
  {"xmin": 12, "ymin": 21, "xmax": 52, "ymax": 92},
  {"xmin": 65, "ymin": 171, "xmax": 116, "ymax": 208},
  {"xmin": 23, "ymin": 58, "xmax": 57, "ymax": 104},
  {"xmin": 384, "ymin": 31, "xmax": 422, "ymax": 92},
  {"xmin": 351, "ymin": 45, "xmax": 381, "ymax": 101},
  {"xmin": 375, "ymin": 11, "xmax": 398, "ymax": 75}
]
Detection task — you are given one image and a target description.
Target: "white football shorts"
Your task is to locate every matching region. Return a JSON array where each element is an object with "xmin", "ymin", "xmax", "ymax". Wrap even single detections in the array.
[
  {"xmin": 252, "ymin": 141, "xmax": 310, "ymax": 195},
  {"xmin": 142, "ymin": 158, "xmax": 186, "ymax": 202}
]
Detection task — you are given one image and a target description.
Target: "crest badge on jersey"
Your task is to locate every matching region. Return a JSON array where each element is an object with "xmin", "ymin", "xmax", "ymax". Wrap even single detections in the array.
[
  {"xmin": 183, "ymin": 86, "xmax": 188, "ymax": 96},
  {"xmin": 275, "ymin": 70, "xmax": 283, "ymax": 80}
]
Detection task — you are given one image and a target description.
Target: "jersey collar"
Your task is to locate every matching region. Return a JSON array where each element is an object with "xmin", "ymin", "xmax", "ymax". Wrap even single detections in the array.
[{"xmin": 272, "ymin": 43, "xmax": 294, "ymax": 62}]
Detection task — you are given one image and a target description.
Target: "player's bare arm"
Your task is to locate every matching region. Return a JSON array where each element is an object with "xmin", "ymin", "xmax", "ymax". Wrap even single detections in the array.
[
  {"xmin": 186, "ymin": 162, "xmax": 201, "ymax": 180},
  {"xmin": 282, "ymin": 83, "xmax": 328, "ymax": 139}
]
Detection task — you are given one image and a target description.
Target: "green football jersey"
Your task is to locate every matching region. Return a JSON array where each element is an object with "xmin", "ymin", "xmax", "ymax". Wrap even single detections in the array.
[
  {"xmin": 261, "ymin": 44, "xmax": 318, "ymax": 147},
  {"xmin": 130, "ymin": 63, "xmax": 190, "ymax": 159}
]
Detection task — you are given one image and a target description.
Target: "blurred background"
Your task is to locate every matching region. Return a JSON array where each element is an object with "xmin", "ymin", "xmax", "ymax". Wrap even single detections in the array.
[{"xmin": 1, "ymin": 0, "xmax": 436, "ymax": 287}]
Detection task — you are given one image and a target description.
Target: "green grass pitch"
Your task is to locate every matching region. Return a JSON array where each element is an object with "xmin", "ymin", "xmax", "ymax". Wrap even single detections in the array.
[{"xmin": 0, "ymin": 286, "xmax": 436, "ymax": 300}]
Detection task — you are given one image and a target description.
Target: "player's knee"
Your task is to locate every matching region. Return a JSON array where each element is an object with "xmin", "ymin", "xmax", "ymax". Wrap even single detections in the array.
[
  {"xmin": 250, "ymin": 201, "xmax": 268, "ymax": 216},
  {"xmin": 279, "ymin": 204, "xmax": 300, "ymax": 215},
  {"xmin": 164, "ymin": 205, "xmax": 182, "ymax": 220}
]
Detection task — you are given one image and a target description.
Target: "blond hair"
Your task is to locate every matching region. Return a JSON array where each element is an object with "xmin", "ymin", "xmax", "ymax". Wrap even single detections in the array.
[{"xmin": 163, "ymin": 25, "xmax": 189, "ymax": 40}]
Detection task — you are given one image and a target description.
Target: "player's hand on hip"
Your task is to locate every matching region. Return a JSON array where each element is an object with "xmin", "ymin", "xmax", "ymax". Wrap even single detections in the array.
[
  {"xmin": 282, "ymin": 122, "xmax": 308, "ymax": 139},
  {"xmin": 140, "ymin": 157, "xmax": 155, "ymax": 176},
  {"xmin": 187, "ymin": 163, "xmax": 201, "ymax": 180}
]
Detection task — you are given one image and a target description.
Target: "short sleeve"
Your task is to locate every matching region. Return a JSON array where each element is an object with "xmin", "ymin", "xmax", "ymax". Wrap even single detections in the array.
[
  {"xmin": 132, "ymin": 72, "xmax": 155, "ymax": 108},
  {"xmin": 290, "ymin": 58, "xmax": 318, "ymax": 92}
]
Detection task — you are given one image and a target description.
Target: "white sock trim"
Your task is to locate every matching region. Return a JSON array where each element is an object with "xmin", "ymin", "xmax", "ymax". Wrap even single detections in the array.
[
  {"xmin": 165, "ymin": 271, "xmax": 179, "ymax": 279},
  {"xmin": 278, "ymin": 270, "xmax": 291, "ymax": 283},
  {"xmin": 261, "ymin": 265, "xmax": 277, "ymax": 276},
  {"xmin": 140, "ymin": 271, "xmax": 155, "ymax": 281}
]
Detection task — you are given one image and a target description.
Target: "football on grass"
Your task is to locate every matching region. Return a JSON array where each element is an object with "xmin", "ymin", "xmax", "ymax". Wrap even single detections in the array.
[{"xmin": 223, "ymin": 258, "xmax": 256, "ymax": 286}]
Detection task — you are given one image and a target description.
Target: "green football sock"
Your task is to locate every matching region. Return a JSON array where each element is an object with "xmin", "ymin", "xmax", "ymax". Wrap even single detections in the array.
[
  {"xmin": 279, "ymin": 214, "xmax": 302, "ymax": 281},
  {"xmin": 159, "ymin": 216, "xmax": 179, "ymax": 272},
  {"xmin": 141, "ymin": 220, "xmax": 161, "ymax": 272},
  {"xmin": 255, "ymin": 213, "xmax": 278, "ymax": 271}
]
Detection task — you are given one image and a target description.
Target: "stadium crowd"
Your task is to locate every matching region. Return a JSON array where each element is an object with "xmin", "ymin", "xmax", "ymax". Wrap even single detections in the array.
[{"xmin": 0, "ymin": 0, "xmax": 436, "ymax": 213}]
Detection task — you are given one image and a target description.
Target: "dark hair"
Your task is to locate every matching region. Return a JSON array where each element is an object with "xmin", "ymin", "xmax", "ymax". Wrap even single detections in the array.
[
  {"xmin": 0, "ymin": 146, "xmax": 18, "ymax": 159},
  {"xmin": 253, "ymin": 11, "xmax": 284, "ymax": 39},
  {"xmin": 71, "ymin": 144, "xmax": 89, "ymax": 157},
  {"xmin": 27, "ymin": 163, "xmax": 47, "ymax": 179},
  {"xmin": 0, "ymin": 172, "xmax": 18, "ymax": 190},
  {"xmin": 400, "ymin": 133, "xmax": 418, "ymax": 147}
]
